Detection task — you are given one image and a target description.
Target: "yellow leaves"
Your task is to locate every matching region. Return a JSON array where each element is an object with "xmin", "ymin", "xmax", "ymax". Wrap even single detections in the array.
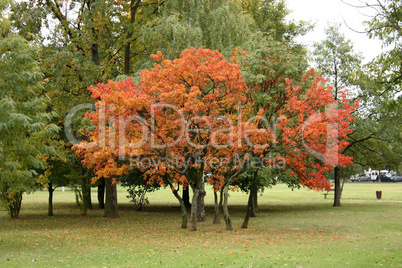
[
  {"xmin": 256, "ymin": 108, "xmax": 264, "ymax": 117},
  {"xmin": 36, "ymin": 174, "xmax": 50, "ymax": 187}
]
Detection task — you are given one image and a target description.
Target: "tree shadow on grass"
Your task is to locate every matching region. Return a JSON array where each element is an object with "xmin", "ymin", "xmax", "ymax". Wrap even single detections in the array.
[{"xmin": 1, "ymin": 199, "xmax": 392, "ymax": 231}]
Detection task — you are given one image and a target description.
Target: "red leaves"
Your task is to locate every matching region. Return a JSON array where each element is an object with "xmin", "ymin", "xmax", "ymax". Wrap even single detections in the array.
[{"xmin": 276, "ymin": 70, "xmax": 358, "ymax": 190}]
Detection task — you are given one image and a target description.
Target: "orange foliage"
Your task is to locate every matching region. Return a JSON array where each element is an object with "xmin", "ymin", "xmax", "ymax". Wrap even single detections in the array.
[{"xmin": 73, "ymin": 48, "xmax": 357, "ymax": 192}]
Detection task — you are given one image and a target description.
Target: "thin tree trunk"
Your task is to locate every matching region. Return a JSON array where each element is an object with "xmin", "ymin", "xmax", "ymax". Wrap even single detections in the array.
[
  {"xmin": 189, "ymin": 188, "xmax": 200, "ymax": 231},
  {"xmin": 104, "ymin": 178, "xmax": 119, "ymax": 218},
  {"xmin": 221, "ymin": 170, "xmax": 244, "ymax": 231},
  {"xmin": 17, "ymin": 193, "xmax": 22, "ymax": 218},
  {"xmin": 242, "ymin": 170, "xmax": 258, "ymax": 227},
  {"xmin": 333, "ymin": 166, "xmax": 342, "ymax": 207},
  {"xmin": 189, "ymin": 164, "xmax": 204, "ymax": 231},
  {"xmin": 80, "ymin": 168, "xmax": 91, "ymax": 212},
  {"xmin": 250, "ymin": 171, "xmax": 258, "ymax": 217},
  {"xmin": 88, "ymin": 0, "xmax": 100, "ymax": 67},
  {"xmin": 251, "ymin": 185, "xmax": 257, "ymax": 217},
  {"xmin": 168, "ymin": 180, "xmax": 187, "ymax": 229},
  {"xmin": 124, "ymin": 0, "xmax": 141, "ymax": 74},
  {"xmin": 48, "ymin": 183, "xmax": 54, "ymax": 216},
  {"xmin": 88, "ymin": 179, "xmax": 93, "ymax": 210},
  {"xmin": 92, "ymin": 43, "xmax": 100, "ymax": 66},
  {"xmin": 183, "ymin": 186, "xmax": 191, "ymax": 208},
  {"xmin": 98, "ymin": 177, "xmax": 105, "ymax": 209},
  {"xmin": 219, "ymin": 187, "xmax": 223, "ymax": 212},
  {"xmin": 241, "ymin": 187, "xmax": 253, "ymax": 228},
  {"xmin": 222, "ymin": 183, "xmax": 233, "ymax": 230},
  {"xmin": 197, "ymin": 176, "xmax": 206, "ymax": 222},
  {"xmin": 213, "ymin": 191, "xmax": 220, "ymax": 224}
]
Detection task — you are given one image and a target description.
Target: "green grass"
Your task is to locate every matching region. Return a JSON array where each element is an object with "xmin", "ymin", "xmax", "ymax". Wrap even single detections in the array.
[{"xmin": 1, "ymin": 182, "xmax": 401, "ymax": 267}]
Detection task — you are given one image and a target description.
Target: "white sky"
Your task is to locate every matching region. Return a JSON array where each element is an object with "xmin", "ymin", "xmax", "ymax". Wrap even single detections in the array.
[{"xmin": 285, "ymin": 0, "xmax": 384, "ymax": 63}]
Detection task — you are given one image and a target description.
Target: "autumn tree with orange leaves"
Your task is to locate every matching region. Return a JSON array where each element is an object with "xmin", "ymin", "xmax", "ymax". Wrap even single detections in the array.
[
  {"xmin": 74, "ymin": 47, "xmax": 357, "ymax": 231},
  {"xmin": 229, "ymin": 40, "xmax": 358, "ymax": 228},
  {"xmin": 74, "ymin": 47, "xmax": 251, "ymax": 229}
]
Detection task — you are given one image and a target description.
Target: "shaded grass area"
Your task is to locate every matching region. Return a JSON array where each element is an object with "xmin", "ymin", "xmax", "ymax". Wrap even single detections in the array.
[{"xmin": 0, "ymin": 183, "xmax": 401, "ymax": 267}]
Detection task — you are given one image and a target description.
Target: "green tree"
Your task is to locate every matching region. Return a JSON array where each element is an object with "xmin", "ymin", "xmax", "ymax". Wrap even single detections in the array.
[
  {"xmin": 313, "ymin": 24, "xmax": 362, "ymax": 207},
  {"xmin": 340, "ymin": 1, "xmax": 401, "ymax": 175},
  {"xmin": 363, "ymin": 0, "xmax": 401, "ymax": 97},
  {"xmin": 46, "ymin": 159, "xmax": 74, "ymax": 216},
  {"xmin": 10, "ymin": 0, "xmax": 162, "ymax": 217},
  {"xmin": 360, "ymin": 0, "xmax": 401, "ymax": 172},
  {"xmin": 313, "ymin": 24, "xmax": 363, "ymax": 99},
  {"xmin": 241, "ymin": 0, "xmax": 311, "ymax": 41},
  {"xmin": 228, "ymin": 28, "xmax": 308, "ymax": 226},
  {"xmin": 137, "ymin": 0, "xmax": 255, "ymax": 64},
  {"xmin": 0, "ymin": 2, "xmax": 58, "ymax": 218}
]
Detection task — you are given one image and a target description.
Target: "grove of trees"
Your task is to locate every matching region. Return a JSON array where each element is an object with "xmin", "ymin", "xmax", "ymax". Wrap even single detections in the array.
[{"xmin": 1, "ymin": 0, "xmax": 400, "ymax": 230}]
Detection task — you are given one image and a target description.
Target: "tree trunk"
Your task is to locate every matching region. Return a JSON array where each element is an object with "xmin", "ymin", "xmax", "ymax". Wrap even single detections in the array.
[
  {"xmin": 213, "ymin": 191, "xmax": 221, "ymax": 224},
  {"xmin": 251, "ymin": 186, "xmax": 257, "ymax": 217},
  {"xmin": 103, "ymin": 178, "xmax": 119, "ymax": 218},
  {"xmin": 48, "ymin": 183, "xmax": 54, "ymax": 216},
  {"xmin": 183, "ymin": 186, "xmax": 191, "ymax": 208},
  {"xmin": 80, "ymin": 169, "xmax": 91, "ymax": 212},
  {"xmin": 189, "ymin": 187, "xmax": 200, "ymax": 231},
  {"xmin": 124, "ymin": 0, "xmax": 141, "ymax": 74},
  {"xmin": 219, "ymin": 188, "xmax": 223, "ymax": 212},
  {"xmin": 92, "ymin": 43, "xmax": 100, "ymax": 66},
  {"xmin": 333, "ymin": 166, "xmax": 342, "ymax": 207},
  {"xmin": 197, "ymin": 177, "xmax": 206, "ymax": 222},
  {"xmin": 219, "ymin": 170, "xmax": 244, "ymax": 230},
  {"xmin": 168, "ymin": 181, "xmax": 187, "ymax": 229},
  {"xmin": 189, "ymin": 164, "xmax": 204, "ymax": 231},
  {"xmin": 241, "ymin": 187, "xmax": 253, "ymax": 228},
  {"xmin": 9, "ymin": 192, "xmax": 23, "ymax": 219},
  {"xmin": 250, "ymin": 174, "xmax": 258, "ymax": 217},
  {"xmin": 222, "ymin": 183, "xmax": 233, "ymax": 230},
  {"xmin": 98, "ymin": 177, "xmax": 105, "ymax": 209},
  {"xmin": 178, "ymin": 196, "xmax": 188, "ymax": 229},
  {"xmin": 242, "ymin": 170, "xmax": 258, "ymax": 227},
  {"xmin": 88, "ymin": 182, "xmax": 93, "ymax": 210}
]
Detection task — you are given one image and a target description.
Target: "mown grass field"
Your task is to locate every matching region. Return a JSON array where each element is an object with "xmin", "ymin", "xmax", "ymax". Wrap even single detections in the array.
[{"xmin": 0, "ymin": 182, "xmax": 401, "ymax": 267}]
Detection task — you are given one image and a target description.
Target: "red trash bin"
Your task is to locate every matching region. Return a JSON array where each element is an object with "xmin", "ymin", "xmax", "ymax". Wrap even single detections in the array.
[{"xmin": 376, "ymin": 191, "xmax": 382, "ymax": 200}]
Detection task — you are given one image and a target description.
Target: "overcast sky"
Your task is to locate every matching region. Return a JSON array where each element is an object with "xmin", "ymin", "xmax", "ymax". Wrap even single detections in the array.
[{"xmin": 285, "ymin": 0, "xmax": 384, "ymax": 63}]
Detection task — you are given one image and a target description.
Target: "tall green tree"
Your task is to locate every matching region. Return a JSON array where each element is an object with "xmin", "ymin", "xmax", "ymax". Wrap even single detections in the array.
[
  {"xmin": 241, "ymin": 0, "xmax": 311, "ymax": 41},
  {"xmin": 10, "ymin": 0, "xmax": 162, "ymax": 217},
  {"xmin": 137, "ymin": 0, "xmax": 255, "ymax": 63},
  {"xmin": 356, "ymin": 0, "xmax": 402, "ymax": 172},
  {"xmin": 313, "ymin": 24, "xmax": 362, "ymax": 207},
  {"xmin": 313, "ymin": 24, "xmax": 363, "ymax": 99},
  {"xmin": 363, "ymin": 0, "xmax": 401, "ymax": 98},
  {"xmin": 338, "ymin": 0, "xmax": 401, "ymax": 173},
  {"xmin": 0, "ymin": 1, "xmax": 58, "ymax": 218}
]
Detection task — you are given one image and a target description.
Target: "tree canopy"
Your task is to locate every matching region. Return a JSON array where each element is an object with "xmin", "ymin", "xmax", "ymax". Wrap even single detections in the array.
[{"xmin": 0, "ymin": 2, "xmax": 58, "ymax": 218}]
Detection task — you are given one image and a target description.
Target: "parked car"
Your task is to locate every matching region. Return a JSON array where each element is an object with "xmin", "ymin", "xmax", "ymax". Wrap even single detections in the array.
[
  {"xmin": 376, "ymin": 173, "xmax": 394, "ymax": 182},
  {"xmin": 391, "ymin": 174, "xmax": 402, "ymax": 182},
  {"xmin": 351, "ymin": 174, "xmax": 370, "ymax": 182}
]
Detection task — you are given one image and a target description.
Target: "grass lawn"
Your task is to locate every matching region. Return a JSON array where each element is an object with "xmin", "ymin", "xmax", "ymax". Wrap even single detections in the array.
[{"xmin": 0, "ymin": 182, "xmax": 401, "ymax": 267}]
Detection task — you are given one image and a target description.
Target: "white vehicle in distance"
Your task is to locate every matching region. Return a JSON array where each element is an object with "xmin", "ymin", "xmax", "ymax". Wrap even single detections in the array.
[{"xmin": 350, "ymin": 174, "xmax": 371, "ymax": 182}]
